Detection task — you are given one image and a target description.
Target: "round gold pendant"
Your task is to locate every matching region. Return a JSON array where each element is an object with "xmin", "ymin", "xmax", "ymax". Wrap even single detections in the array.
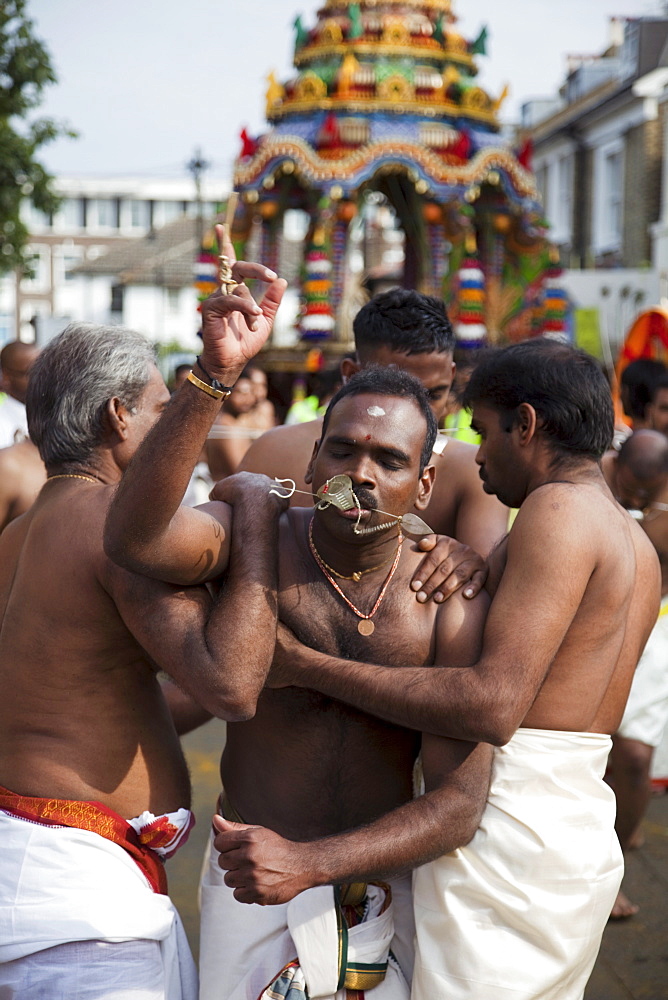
[{"xmin": 358, "ymin": 619, "xmax": 375, "ymax": 636}]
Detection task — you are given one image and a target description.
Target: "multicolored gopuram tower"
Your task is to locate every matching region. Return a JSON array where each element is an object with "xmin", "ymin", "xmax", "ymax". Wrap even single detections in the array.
[{"xmin": 232, "ymin": 0, "xmax": 555, "ymax": 349}]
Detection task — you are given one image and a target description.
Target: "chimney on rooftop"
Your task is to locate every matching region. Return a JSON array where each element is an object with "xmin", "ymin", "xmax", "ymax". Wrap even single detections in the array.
[{"xmin": 609, "ymin": 17, "xmax": 625, "ymax": 49}]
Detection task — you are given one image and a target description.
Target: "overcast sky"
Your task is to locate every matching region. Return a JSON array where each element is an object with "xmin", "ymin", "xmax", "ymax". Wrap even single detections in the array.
[{"xmin": 28, "ymin": 0, "xmax": 665, "ymax": 182}]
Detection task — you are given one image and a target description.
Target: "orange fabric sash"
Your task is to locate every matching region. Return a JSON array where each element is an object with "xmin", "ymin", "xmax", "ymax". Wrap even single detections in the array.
[{"xmin": 0, "ymin": 784, "xmax": 168, "ymax": 895}]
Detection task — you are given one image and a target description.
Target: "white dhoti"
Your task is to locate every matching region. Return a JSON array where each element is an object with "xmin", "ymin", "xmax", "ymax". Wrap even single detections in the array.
[
  {"xmin": 199, "ymin": 832, "xmax": 413, "ymax": 1000},
  {"xmin": 0, "ymin": 809, "xmax": 197, "ymax": 1000},
  {"xmin": 618, "ymin": 598, "xmax": 668, "ymax": 748},
  {"xmin": 412, "ymin": 728, "xmax": 623, "ymax": 1000}
]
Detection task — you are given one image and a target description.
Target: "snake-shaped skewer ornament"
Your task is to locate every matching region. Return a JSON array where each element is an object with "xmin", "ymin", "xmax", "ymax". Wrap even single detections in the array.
[{"xmin": 269, "ymin": 476, "xmax": 433, "ymax": 539}]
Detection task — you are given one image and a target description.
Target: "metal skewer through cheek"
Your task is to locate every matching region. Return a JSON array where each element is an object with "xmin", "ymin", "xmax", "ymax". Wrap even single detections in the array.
[{"xmin": 268, "ymin": 476, "xmax": 432, "ymax": 537}]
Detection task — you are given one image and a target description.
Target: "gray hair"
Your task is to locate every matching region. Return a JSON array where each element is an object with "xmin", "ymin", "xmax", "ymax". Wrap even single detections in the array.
[{"xmin": 27, "ymin": 323, "xmax": 156, "ymax": 467}]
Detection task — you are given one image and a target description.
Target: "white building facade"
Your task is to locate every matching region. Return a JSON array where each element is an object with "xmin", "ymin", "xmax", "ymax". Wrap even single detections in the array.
[{"xmin": 0, "ymin": 175, "xmax": 229, "ymax": 349}]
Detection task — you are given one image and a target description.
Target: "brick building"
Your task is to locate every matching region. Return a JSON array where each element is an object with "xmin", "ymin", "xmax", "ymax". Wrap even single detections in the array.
[{"xmin": 527, "ymin": 15, "xmax": 668, "ymax": 270}]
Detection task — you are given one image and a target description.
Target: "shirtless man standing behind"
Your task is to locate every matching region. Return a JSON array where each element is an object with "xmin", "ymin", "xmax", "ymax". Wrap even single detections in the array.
[
  {"xmin": 0, "ymin": 250, "xmax": 286, "ymax": 998},
  {"xmin": 238, "ymin": 289, "xmax": 508, "ymax": 596},
  {"xmin": 257, "ymin": 339, "xmax": 660, "ymax": 1000},
  {"xmin": 206, "ymin": 368, "xmax": 259, "ymax": 480}
]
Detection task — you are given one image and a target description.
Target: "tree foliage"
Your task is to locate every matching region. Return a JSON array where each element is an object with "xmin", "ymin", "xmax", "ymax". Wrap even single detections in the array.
[{"xmin": 0, "ymin": 0, "xmax": 75, "ymax": 275}]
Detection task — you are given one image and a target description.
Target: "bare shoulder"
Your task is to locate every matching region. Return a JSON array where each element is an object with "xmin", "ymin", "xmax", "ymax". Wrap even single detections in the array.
[
  {"xmin": 241, "ymin": 420, "xmax": 323, "ymax": 464},
  {"xmin": 214, "ymin": 411, "xmax": 238, "ymax": 427},
  {"xmin": 239, "ymin": 419, "xmax": 323, "ymax": 483},
  {"xmin": 0, "ymin": 505, "xmax": 32, "ymax": 550},
  {"xmin": 515, "ymin": 480, "xmax": 613, "ymax": 524},
  {"xmin": 434, "ymin": 438, "xmax": 478, "ymax": 482},
  {"xmin": 436, "ymin": 586, "xmax": 490, "ymax": 634},
  {"xmin": 434, "ymin": 587, "xmax": 490, "ymax": 666},
  {"xmin": 630, "ymin": 514, "xmax": 662, "ymax": 582},
  {"xmin": 510, "ymin": 481, "xmax": 633, "ymax": 566},
  {"xmin": 0, "ymin": 444, "xmax": 25, "ymax": 479}
]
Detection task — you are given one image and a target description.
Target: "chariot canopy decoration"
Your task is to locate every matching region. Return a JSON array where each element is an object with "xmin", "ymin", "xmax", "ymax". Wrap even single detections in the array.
[{"xmin": 228, "ymin": 0, "xmax": 559, "ymax": 353}]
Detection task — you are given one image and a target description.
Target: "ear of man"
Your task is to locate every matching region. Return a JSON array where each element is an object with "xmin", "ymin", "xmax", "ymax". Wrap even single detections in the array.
[
  {"xmin": 106, "ymin": 397, "xmax": 131, "ymax": 442},
  {"xmin": 340, "ymin": 357, "xmax": 361, "ymax": 382},
  {"xmin": 516, "ymin": 402, "xmax": 538, "ymax": 446},
  {"xmin": 414, "ymin": 464, "xmax": 436, "ymax": 511}
]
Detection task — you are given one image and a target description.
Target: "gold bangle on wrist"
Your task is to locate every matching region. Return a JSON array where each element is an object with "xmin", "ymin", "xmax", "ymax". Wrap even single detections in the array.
[{"xmin": 186, "ymin": 370, "xmax": 232, "ymax": 400}]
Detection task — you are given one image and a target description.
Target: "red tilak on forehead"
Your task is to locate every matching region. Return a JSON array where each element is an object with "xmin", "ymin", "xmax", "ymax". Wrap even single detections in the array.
[{"xmin": 365, "ymin": 434, "xmax": 371, "ymax": 440}]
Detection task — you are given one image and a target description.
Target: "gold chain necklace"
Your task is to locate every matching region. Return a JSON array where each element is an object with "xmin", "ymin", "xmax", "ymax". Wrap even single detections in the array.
[
  {"xmin": 314, "ymin": 545, "xmax": 397, "ymax": 582},
  {"xmin": 308, "ymin": 519, "xmax": 403, "ymax": 636},
  {"xmin": 46, "ymin": 473, "xmax": 101, "ymax": 484}
]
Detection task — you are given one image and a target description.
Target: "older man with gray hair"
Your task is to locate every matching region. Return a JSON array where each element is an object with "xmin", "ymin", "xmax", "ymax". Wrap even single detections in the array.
[{"xmin": 0, "ymin": 243, "xmax": 287, "ymax": 999}]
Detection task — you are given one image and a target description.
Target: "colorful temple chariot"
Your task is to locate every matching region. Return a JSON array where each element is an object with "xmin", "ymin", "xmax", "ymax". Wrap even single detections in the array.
[{"xmin": 231, "ymin": 0, "xmax": 558, "ymax": 352}]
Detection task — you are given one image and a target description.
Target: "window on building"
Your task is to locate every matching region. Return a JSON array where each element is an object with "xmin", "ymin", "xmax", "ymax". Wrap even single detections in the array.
[
  {"xmin": 110, "ymin": 284, "xmax": 124, "ymax": 314},
  {"xmin": 152, "ymin": 201, "xmax": 183, "ymax": 228},
  {"xmin": 0, "ymin": 315, "xmax": 13, "ymax": 346},
  {"xmin": 54, "ymin": 198, "xmax": 83, "ymax": 230},
  {"xmin": 161, "ymin": 201, "xmax": 183, "ymax": 225},
  {"xmin": 555, "ymin": 155, "xmax": 573, "ymax": 242},
  {"xmin": 605, "ymin": 150, "xmax": 623, "ymax": 244},
  {"xmin": 592, "ymin": 141, "xmax": 624, "ymax": 254},
  {"xmin": 55, "ymin": 244, "xmax": 84, "ymax": 283},
  {"xmin": 127, "ymin": 199, "xmax": 150, "ymax": 230},
  {"xmin": 88, "ymin": 199, "xmax": 117, "ymax": 230},
  {"xmin": 21, "ymin": 201, "xmax": 50, "ymax": 230},
  {"xmin": 620, "ymin": 21, "xmax": 639, "ymax": 81},
  {"xmin": 535, "ymin": 164, "xmax": 549, "ymax": 216},
  {"xmin": 21, "ymin": 245, "xmax": 50, "ymax": 292}
]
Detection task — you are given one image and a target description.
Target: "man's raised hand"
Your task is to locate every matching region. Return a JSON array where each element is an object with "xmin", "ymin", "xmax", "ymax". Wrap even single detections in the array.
[{"xmin": 199, "ymin": 223, "xmax": 287, "ymax": 383}]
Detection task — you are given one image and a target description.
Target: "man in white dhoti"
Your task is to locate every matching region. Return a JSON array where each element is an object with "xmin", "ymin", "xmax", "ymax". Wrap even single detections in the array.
[
  {"xmin": 0, "ymin": 236, "xmax": 288, "ymax": 999},
  {"xmin": 258, "ymin": 340, "xmax": 660, "ymax": 1000},
  {"xmin": 603, "ymin": 429, "xmax": 668, "ymax": 916}
]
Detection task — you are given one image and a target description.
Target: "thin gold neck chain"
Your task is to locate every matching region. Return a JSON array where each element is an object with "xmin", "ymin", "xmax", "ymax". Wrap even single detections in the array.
[
  {"xmin": 46, "ymin": 473, "xmax": 101, "ymax": 484},
  {"xmin": 308, "ymin": 519, "xmax": 403, "ymax": 635}
]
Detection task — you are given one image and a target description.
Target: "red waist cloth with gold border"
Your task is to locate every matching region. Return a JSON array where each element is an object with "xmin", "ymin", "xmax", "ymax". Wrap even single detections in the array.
[{"xmin": 0, "ymin": 784, "xmax": 169, "ymax": 894}]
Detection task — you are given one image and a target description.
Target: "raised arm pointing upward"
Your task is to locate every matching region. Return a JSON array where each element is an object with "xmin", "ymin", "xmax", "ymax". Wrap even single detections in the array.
[{"xmin": 105, "ymin": 224, "xmax": 287, "ymax": 585}]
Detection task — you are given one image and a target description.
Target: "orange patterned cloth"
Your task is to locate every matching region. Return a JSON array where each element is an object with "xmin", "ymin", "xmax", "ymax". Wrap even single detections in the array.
[{"xmin": 0, "ymin": 784, "xmax": 169, "ymax": 894}]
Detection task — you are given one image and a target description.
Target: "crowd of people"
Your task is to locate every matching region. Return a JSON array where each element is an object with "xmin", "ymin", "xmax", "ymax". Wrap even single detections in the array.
[{"xmin": 0, "ymin": 232, "xmax": 666, "ymax": 1000}]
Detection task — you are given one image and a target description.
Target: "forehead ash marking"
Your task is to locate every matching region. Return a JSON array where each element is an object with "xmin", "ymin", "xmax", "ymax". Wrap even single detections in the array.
[{"xmin": 367, "ymin": 405, "xmax": 385, "ymax": 417}]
